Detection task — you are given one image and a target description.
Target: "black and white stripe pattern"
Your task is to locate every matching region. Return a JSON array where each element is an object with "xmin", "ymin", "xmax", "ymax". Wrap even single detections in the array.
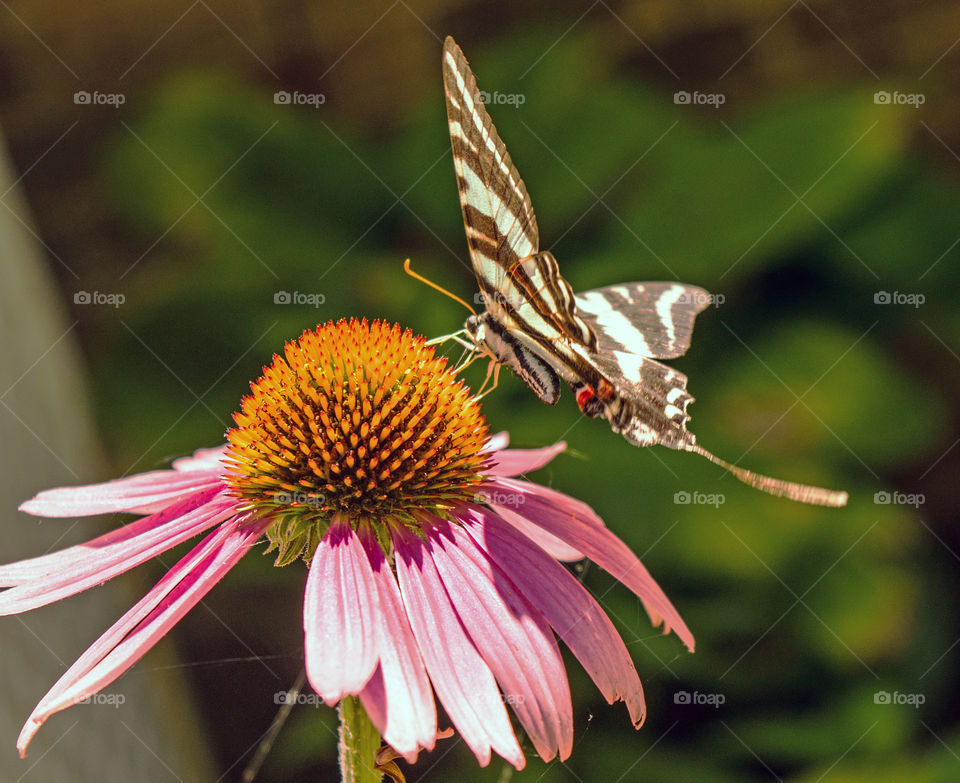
[
  {"xmin": 576, "ymin": 283, "xmax": 709, "ymax": 359},
  {"xmin": 441, "ymin": 37, "xmax": 847, "ymax": 507}
]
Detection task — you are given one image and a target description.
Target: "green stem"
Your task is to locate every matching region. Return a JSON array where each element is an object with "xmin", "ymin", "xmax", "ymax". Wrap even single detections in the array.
[{"xmin": 338, "ymin": 696, "xmax": 383, "ymax": 783}]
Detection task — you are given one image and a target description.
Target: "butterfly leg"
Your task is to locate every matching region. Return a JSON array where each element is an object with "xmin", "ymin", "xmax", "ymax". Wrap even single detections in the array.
[{"xmin": 475, "ymin": 357, "xmax": 502, "ymax": 399}]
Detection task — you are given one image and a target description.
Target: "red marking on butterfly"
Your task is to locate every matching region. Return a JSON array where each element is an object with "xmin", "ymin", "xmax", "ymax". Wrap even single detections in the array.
[{"xmin": 575, "ymin": 385, "xmax": 596, "ymax": 411}]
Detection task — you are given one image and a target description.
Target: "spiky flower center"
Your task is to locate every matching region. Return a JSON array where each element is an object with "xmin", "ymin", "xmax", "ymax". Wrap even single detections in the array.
[{"xmin": 223, "ymin": 319, "xmax": 488, "ymax": 563}]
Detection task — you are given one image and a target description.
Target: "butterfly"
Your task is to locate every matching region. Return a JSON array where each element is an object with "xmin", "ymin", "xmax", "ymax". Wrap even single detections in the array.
[{"xmin": 441, "ymin": 36, "xmax": 847, "ymax": 507}]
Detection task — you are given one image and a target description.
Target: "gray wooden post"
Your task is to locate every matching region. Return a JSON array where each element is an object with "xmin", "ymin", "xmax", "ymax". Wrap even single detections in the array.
[{"xmin": 0, "ymin": 136, "xmax": 216, "ymax": 781}]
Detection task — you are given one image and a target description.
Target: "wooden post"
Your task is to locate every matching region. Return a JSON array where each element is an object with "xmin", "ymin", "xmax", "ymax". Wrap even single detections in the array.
[{"xmin": 0, "ymin": 136, "xmax": 216, "ymax": 781}]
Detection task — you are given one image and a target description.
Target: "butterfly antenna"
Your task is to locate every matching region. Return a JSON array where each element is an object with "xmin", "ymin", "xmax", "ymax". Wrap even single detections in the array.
[
  {"xmin": 686, "ymin": 443, "xmax": 848, "ymax": 507},
  {"xmin": 403, "ymin": 258, "xmax": 477, "ymax": 316}
]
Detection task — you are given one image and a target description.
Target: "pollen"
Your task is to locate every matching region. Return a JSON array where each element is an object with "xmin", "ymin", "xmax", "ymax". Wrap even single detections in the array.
[{"xmin": 223, "ymin": 319, "xmax": 488, "ymax": 560}]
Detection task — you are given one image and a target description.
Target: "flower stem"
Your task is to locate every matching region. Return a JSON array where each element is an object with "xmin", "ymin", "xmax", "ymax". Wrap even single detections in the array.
[{"xmin": 338, "ymin": 696, "xmax": 382, "ymax": 783}]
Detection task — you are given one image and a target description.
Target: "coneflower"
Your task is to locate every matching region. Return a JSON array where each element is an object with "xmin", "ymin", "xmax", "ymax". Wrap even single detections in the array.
[{"xmin": 2, "ymin": 318, "xmax": 693, "ymax": 772}]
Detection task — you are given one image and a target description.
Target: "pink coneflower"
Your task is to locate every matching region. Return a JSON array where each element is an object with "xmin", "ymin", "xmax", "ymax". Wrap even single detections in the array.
[{"xmin": 1, "ymin": 318, "xmax": 693, "ymax": 770}]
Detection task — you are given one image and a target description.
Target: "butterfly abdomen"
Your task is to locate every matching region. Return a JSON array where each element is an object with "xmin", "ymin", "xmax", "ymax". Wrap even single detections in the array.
[{"xmin": 473, "ymin": 313, "xmax": 563, "ymax": 405}]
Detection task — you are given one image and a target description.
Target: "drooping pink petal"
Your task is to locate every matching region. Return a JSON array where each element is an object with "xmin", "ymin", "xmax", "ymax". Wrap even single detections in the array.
[
  {"xmin": 0, "ymin": 492, "xmax": 238, "ymax": 612},
  {"xmin": 484, "ymin": 477, "xmax": 695, "ymax": 652},
  {"xmin": 356, "ymin": 523, "xmax": 436, "ymax": 763},
  {"xmin": 427, "ymin": 518, "xmax": 573, "ymax": 762},
  {"xmin": 483, "ymin": 468, "xmax": 608, "ymax": 561},
  {"xmin": 17, "ymin": 515, "xmax": 267, "ymax": 757},
  {"xmin": 485, "ymin": 441, "xmax": 566, "ymax": 477},
  {"xmin": 171, "ymin": 444, "xmax": 228, "ymax": 472},
  {"xmin": 18, "ymin": 468, "xmax": 224, "ymax": 518},
  {"xmin": 304, "ymin": 514, "xmax": 381, "ymax": 706},
  {"xmin": 491, "ymin": 476, "xmax": 607, "ymax": 529},
  {"xmin": 461, "ymin": 504, "xmax": 646, "ymax": 726},
  {"xmin": 392, "ymin": 523, "xmax": 525, "ymax": 770},
  {"xmin": 0, "ymin": 486, "xmax": 222, "ymax": 587},
  {"xmin": 488, "ymin": 501, "xmax": 584, "ymax": 561}
]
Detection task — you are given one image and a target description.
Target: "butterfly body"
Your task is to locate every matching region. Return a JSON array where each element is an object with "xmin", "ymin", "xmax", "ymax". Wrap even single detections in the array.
[
  {"xmin": 441, "ymin": 36, "xmax": 848, "ymax": 506},
  {"xmin": 465, "ymin": 310, "xmax": 563, "ymax": 405}
]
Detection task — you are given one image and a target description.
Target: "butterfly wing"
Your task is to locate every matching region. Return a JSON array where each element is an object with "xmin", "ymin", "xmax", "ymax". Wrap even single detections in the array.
[
  {"xmin": 585, "ymin": 350, "xmax": 697, "ymax": 449},
  {"xmin": 575, "ymin": 283, "xmax": 710, "ymax": 360},
  {"xmin": 442, "ymin": 37, "xmax": 538, "ymax": 300},
  {"xmin": 443, "ymin": 38, "xmax": 596, "ymax": 347},
  {"xmin": 570, "ymin": 282, "xmax": 707, "ymax": 447}
]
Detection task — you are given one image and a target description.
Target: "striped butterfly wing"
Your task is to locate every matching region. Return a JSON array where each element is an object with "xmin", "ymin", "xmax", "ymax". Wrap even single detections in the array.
[
  {"xmin": 572, "ymin": 282, "xmax": 709, "ymax": 447},
  {"xmin": 442, "ymin": 36, "xmax": 596, "ymax": 350},
  {"xmin": 575, "ymin": 282, "xmax": 710, "ymax": 359}
]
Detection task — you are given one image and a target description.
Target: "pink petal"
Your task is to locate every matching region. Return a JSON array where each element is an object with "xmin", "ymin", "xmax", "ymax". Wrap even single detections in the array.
[
  {"xmin": 488, "ymin": 501, "xmax": 584, "ymax": 561},
  {"xmin": 482, "ymin": 431, "xmax": 510, "ymax": 453},
  {"xmin": 304, "ymin": 515, "xmax": 381, "ymax": 706},
  {"xmin": 171, "ymin": 444, "xmax": 228, "ymax": 472},
  {"xmin": 485, "ymin": 478, "xmax": 695, "ymax": 652},
  {"xmin": 485, "ymin": 441, "xmax": 566, "ymax": 477},
  {"xmin": 357, "ymin": 524, "xmax": 436, "ymax": 763},
  {"xmin": 489, "ymin": 476, "xmax": 606, "ymax": 529},
  {"xmin": 429, "ymin": 519, "xmax": 573, "ymax": 762},
  {"xmin": 392, "ymin": 523, "xmax": 525, "ymax": 769},
  {"xmin": 462, "ymin": 504, "xmax": 646, "ymax": 726},
  {"xmin": 19, "ymin": 468, "xmax": 223, "ymax": 518},
  {"xmin": 0, "ymin": 492, "xmax": 237, "ymax": 612},
  {"xmin": 0, "ymin": 486, "xmax": 222, "ymax": 587},
  {"xmin": 17, "ymin": 515, "xmax": 266, "ymax": 757}
]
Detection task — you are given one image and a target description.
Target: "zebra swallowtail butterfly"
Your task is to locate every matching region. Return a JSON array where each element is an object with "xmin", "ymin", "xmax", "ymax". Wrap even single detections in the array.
[{"xmin": 441, "ymin": 36, "xmax": 847, "ymax": 507}]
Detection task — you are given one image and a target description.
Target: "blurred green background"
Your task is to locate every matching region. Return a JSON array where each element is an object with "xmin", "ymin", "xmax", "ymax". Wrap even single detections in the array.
[{"xmin": 2, "ymin": 1, "xmax": 959, "ymax": 781}]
